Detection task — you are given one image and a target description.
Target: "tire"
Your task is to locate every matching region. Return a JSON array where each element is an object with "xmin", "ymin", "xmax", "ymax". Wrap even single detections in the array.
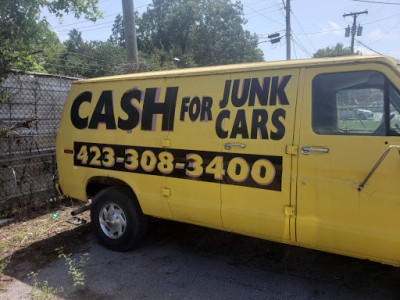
[
  {"xmin": 91, "ymin": 186, "xmax": 148, "ymax": 251},
  {"xmin": 358, "ymin": 113, "xmax": 366, "ymax": 120}
]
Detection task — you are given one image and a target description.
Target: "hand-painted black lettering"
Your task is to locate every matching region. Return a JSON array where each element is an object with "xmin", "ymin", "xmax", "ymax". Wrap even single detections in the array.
[
  {"xmin": 73, "ymin": 141, "xmax": 282, "ymax": 191},
  {"xmin": 118, "ymin": 89, "xmax": 142, "ymax": 130},
  {"xmin": 249, "ymin": 77, "xmax": 270, "ymax": 106},
  {"xmin": 200, "ymin": 97, "xmax": 213, "ymax": 121},
  {"xmin": 180, "ymin": 97, "xmax": 190, "ymax": 121},
  {"xmin": 251, "ymin": 109, "xmax": 269, "ymax": 139},
  {"xmin": 219, "ymin": 80, "xmax": 231, "ymax": 109},
  {"xmin": 70, "ymin": 91, "xmax": 92, "ymax": 129},
  {"xmin": 141, "ymin": 87, "xmax": 178, "ymax": 131},
  {"xmin": 88, "ymin": 91, "xmax": 116, "ymax": 130},
  {"xmin": 230, "ymin": 109, "xmax": 249, "ymax": 139},
  {"xmin": 215, "ymin": 110, "xmax": 230, "ymax": 139},
  {"xmin": 232, "ymin": 79, "xmax": 251, "ymax": 107},
  {"xmin": 164, "ymin": 87, "xmax": 178, "ymax": 130},
  {"xmin": 269, "ymin": 75, "xmax": 291, "ymax": 106},
  {"xmin": 269, "ymin": 77, "xmax": 279, "ymax": 106},
  {"xmin": 270, "ymin": 108, "xmax": 286, "ymax": 140},
  {"xmin": 189, "ymin": 97, "xmax": 201, "ymax": 121},
  {"xmin": 276, "ymin": 75, "xmax": 291, "ymax": 105}
]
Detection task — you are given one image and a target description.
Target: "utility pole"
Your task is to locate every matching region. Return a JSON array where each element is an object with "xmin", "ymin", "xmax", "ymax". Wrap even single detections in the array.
[
  {"xmin": 122, "ymin": 0, "xmax": 138, "ymax": 63},
  {"xmin": 343, "ymin": 10, "xmax": 368, "ymax": 54},
  {"xmin": 285, "ymin": 0, "xmax": 291, "ymax": 60}
]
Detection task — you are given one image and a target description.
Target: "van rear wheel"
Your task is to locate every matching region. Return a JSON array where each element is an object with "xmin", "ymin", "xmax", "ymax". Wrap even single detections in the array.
[{"xmin": 91, "ymin": 186, "xmax": 148, "ymax": 251}]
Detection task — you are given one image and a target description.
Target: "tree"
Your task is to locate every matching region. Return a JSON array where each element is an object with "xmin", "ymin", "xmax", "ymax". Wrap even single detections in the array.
[
  {"xmin": 0, "ymin": 1, "xmax": 102, "ymax": 138},
  {"xmin": 0, "ymin": 0, "xmax": 102, "ymax": 77},
  {"xmin": 55, "ymin": 29, "xmax": 126, "ymax": 78},
  {"xmin": 190, "ymin": 0, "xmax": 262, "ymax": 66},
  {"xmin": 109, "ymin": 14, "xmax": 126, "ymax": 48},
  {"xmin": 111, "ymin": 0, "xmax": 263, "ymax": 69},
  {"xmin": 313, "ymin": 43, "xmax": 360, "ymax": 58}
]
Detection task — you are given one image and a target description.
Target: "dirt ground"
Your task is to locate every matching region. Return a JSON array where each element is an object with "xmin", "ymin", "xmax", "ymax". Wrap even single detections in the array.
[
  {"xmin": 1, "ymin": 200, "xmax": 400, "ymax": 299},
  {"xmin": 0, "ymin": 199, "xmax": 91, "ymax": 297}
]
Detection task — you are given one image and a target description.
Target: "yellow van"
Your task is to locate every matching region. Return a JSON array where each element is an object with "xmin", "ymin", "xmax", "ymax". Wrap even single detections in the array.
[{"xmin": 56, "ymin": 55, "xmax": 400, "ymax": 266}]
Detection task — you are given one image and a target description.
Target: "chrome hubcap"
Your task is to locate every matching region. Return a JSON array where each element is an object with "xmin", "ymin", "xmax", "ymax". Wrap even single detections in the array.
[{"xmin": 99, "ymin": 203, "xmax": 127, "ymax": 239}]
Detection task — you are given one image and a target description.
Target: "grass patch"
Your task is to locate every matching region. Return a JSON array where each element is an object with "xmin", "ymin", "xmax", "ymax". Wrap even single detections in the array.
[
  {"xmin": 0, "ymin": 198, "xmax": 91, "ymax": 294},
  {"xmin": 29, "ymin": 271, "xmax": 64, "ymax": 300}
]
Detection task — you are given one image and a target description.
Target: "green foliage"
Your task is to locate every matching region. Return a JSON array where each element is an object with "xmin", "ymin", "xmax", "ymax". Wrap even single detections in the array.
[
  {"xmin": 51, "ymin": 29, "xmax": 126, "ymax": 78},
  {"xmin": 2, "ymin": 0, "xmax": 263, "ymax": 78},
  {"xmin": 0, "ymin": 0, "xmax": 102, "ymax": 76},
  {"xmin": 109, "ymin": 14, "xmax": 126, "ymax": 47},
  {"xmin": 0, "ymin": 256, "xmax": 11, "ymax": 275},
  {"xmin": 313, "ymin": 43, "xmax": 361, "ymax": 58},
  {"xmin": 112, "ymin": 0, "xmax": 263, "ymax": 68}
]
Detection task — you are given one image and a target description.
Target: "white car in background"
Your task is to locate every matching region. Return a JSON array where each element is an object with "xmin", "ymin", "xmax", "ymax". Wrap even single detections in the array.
[{"xmin": 338, "ymin": 108, "xmax": 374, "ymax": 120}]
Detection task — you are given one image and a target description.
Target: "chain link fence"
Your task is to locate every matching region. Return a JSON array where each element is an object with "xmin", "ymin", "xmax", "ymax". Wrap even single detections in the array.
[{"xmin": 0, "ymin": 71, "xmax": 78, "ymax": 214}]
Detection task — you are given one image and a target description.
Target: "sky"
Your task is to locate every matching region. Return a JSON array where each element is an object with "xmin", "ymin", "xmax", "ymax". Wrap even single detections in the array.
[{"xmin": 44, "ymin": 0, "xmax": 400, "ymax": 62}]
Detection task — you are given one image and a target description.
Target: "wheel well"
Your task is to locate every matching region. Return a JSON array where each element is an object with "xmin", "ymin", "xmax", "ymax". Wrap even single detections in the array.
[{"xmin": 86, "ymin": 177, "xmax": 131, "ymax": 198}]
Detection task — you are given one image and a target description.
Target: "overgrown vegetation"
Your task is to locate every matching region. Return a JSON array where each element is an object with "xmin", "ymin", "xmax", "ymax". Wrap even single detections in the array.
[
  {"xmin": 313, "ymin": 43, "xmax": 360, "ymax": 58},
  {"xmin": 0, "ymin": 0, "xmax": 101, "ymax": 77},
  {"xmin": 0, "ymin": 0, "xmax": 264, "ymax": 80}
]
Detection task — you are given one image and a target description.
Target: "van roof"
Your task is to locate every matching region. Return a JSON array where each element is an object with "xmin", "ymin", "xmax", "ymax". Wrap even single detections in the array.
[{"xmin": 75, "ymin": 55, "xmax": 398, "ymax": 84}]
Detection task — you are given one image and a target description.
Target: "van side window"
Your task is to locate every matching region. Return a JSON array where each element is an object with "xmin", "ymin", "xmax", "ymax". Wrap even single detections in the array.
[{"xmin": 312, "ymin": 71, "xmax": 400, "ymax": 136}]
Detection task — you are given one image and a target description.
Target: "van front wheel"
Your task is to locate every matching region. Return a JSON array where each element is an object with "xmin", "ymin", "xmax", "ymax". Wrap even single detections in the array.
[{"xmin": 91, "ymin": 187, "xmax": 148, "ymax": 251}]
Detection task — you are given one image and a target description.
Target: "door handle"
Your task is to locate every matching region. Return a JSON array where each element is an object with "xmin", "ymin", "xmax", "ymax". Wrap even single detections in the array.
[
  {"xmin": 225, "ymin": 143, "xmax": 246, "ymax": 150},
  {"xmin": 301, "ymin": 147, "xmax": 329, "ymax": 155}
]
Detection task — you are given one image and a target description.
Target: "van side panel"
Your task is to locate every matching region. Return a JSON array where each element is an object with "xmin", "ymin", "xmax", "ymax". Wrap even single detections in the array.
[
  {"xmin": 165, "ymin": 75, "xmax": 227, "ymax": 227},
  {"xmin": 220, "ymin": 68, "xmax": 299, "ymax": 242},
  {"xmin": 57, "ymin": 78, "xmax": 178, "ymax": 220}
]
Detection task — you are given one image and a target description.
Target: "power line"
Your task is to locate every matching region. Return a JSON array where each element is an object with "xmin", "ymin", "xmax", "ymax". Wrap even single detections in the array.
[
  {"xmin": 292, "ymin": 37, "xmax": 298, "ymax": 59},
  {"xmin": 52, "ymin": 13, "xmax": 120, "ymax": 29},
  {"xmin": 290, "ymin": 9, "xmax": 316, "ymax": 52},
  {"xmin": 41, "ymin": 51, "xmax": 124, "ymax": 67},
  {"xmin": 362, "ymin": 12, "xmax": 400, "ymax": 25},
  {"xmin": 242, "ymin": 2, "xmax": 284, "ymax": 25},
  {"xmin": 286, "ymin": 12, "xmax": 400, "ymax": 38},
  {"xmin": 51, "ymin": 2, "xmax": 150, "ymax": 30},
  {"xmin": 55, "ymin": 20, "xmax": 116, "ymax": 33},
  {"xmin": 356, "ymin": 41, "xmax": 400, "ymax": 61},
  {"xmin": 244, "ymin": 6, "xmax": 284, "ymax": 17},
  {"xmin": 353, "ymin": 0, "xmax": 400, "ymax": 5},
  {"xmin": 57, "ymin": 25, "xmax": 115, "ymax": 34},
  {"xmin": 291, "ymin": 34, "xmax": 312, "ymax": 57},
  {"xmin": 42, "ymin": 57, "xmax": 119, "ymax": 70},
  {"xmin": 294, "ymin": 28, "xmax": 344, "ymax": 35},
  {"xmin": 356, "ymin": 40, "xmax": 383, "ymax": 55},
  {"xmin": 59, "ymin": 50, "xmax": 122, "ymax": 65}
]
